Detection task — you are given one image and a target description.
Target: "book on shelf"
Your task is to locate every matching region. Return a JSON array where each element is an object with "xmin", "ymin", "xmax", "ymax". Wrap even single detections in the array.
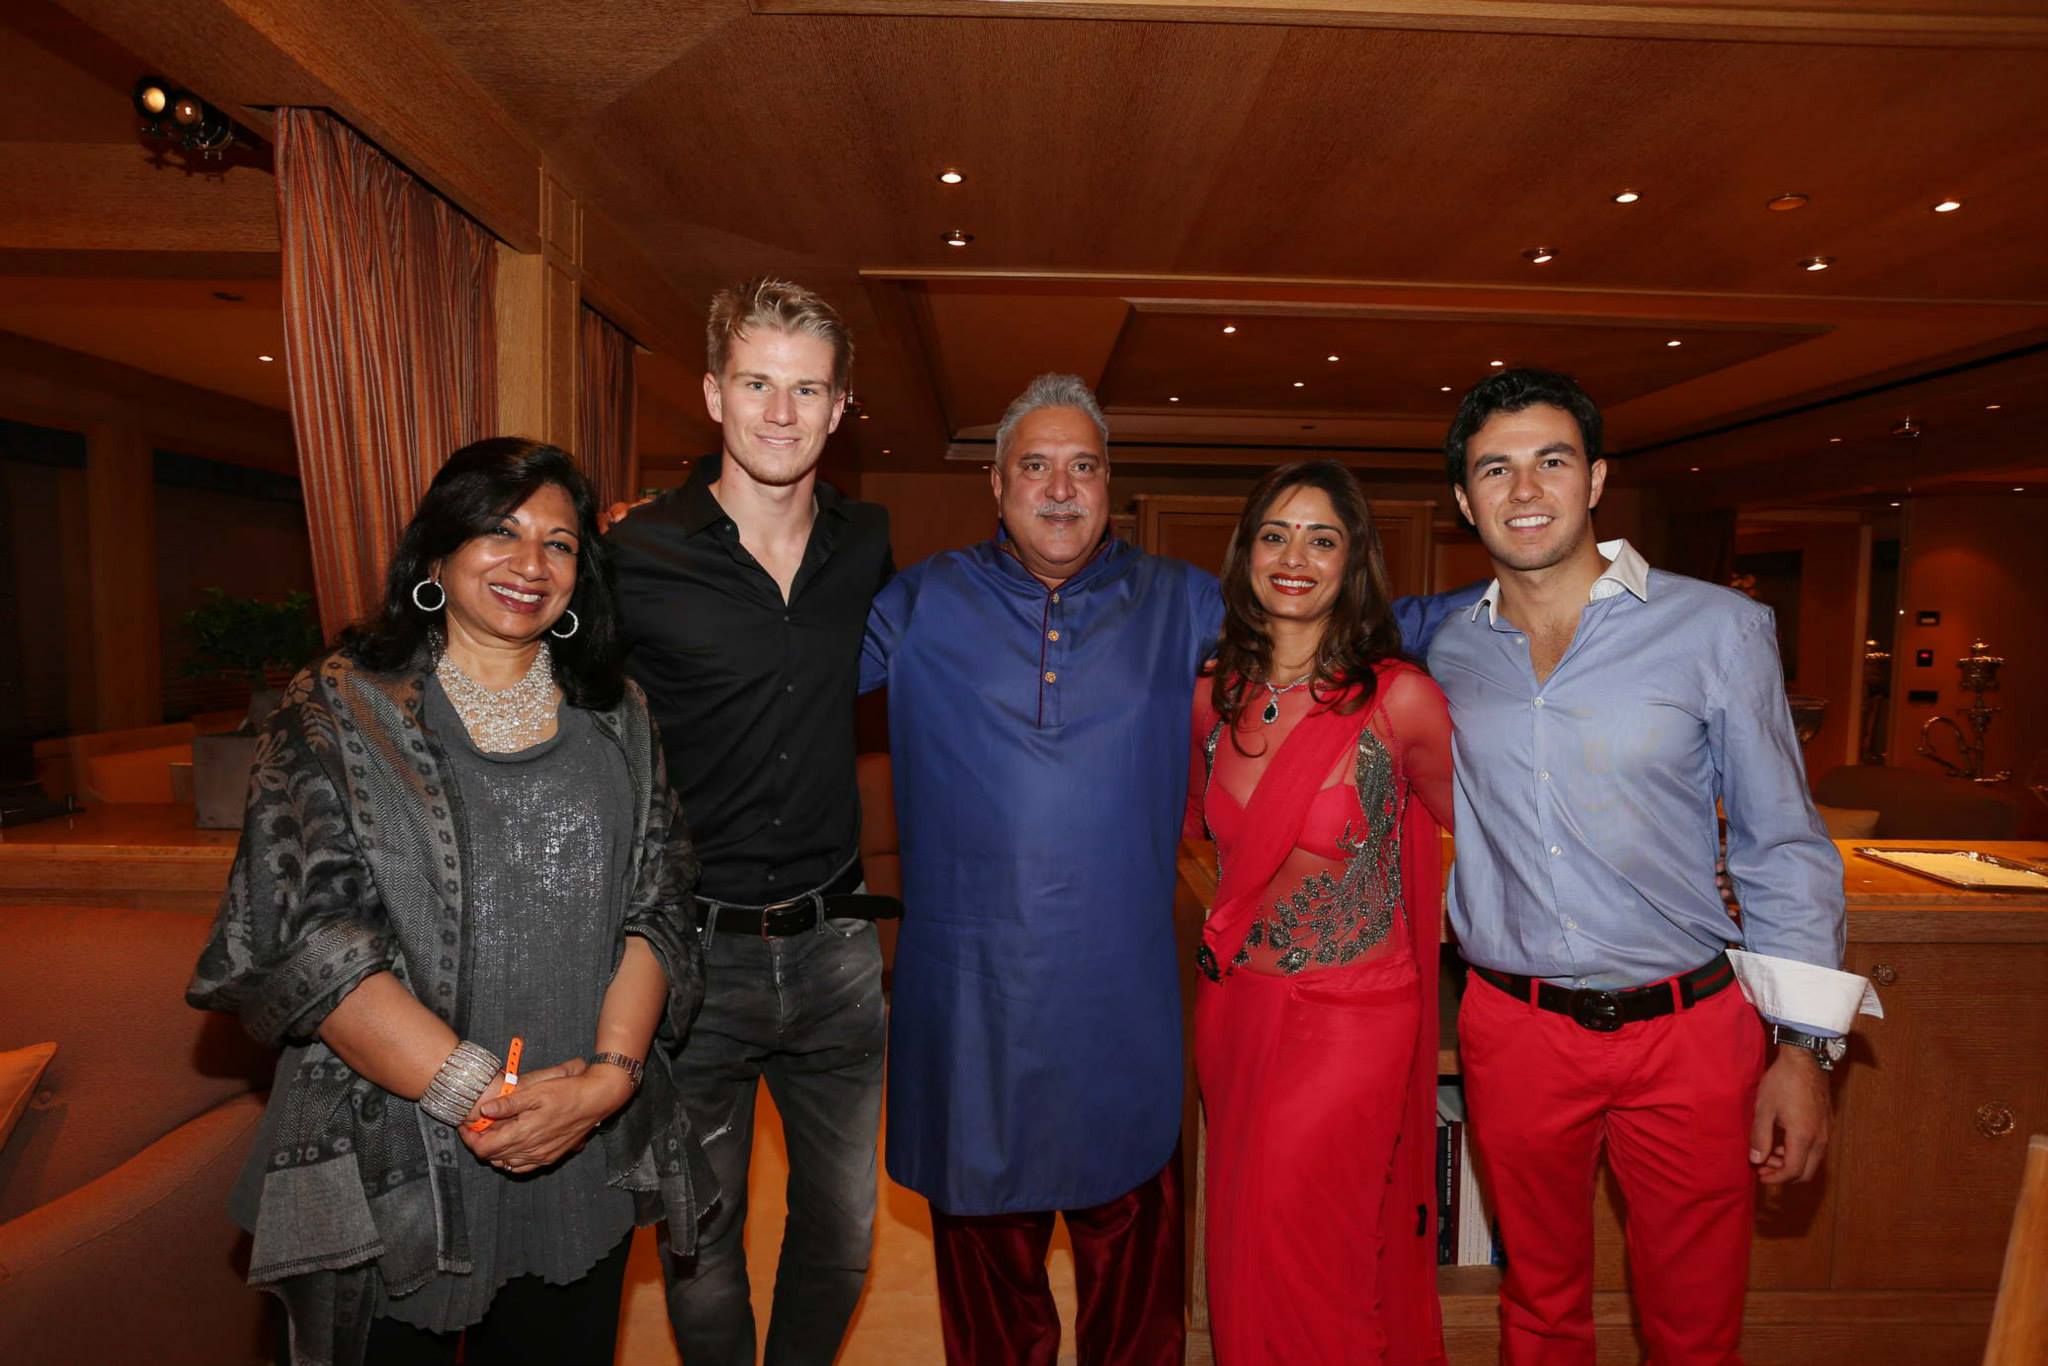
[{"xmin": 1436, "ymin": 1083, "xmax": 1499, "ymax": 1268}]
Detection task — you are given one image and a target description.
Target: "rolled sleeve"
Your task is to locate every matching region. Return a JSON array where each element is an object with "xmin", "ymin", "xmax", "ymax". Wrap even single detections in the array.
[{"xmin": 1708, "ymin": 609, "xmax": 1849, "ymax": 1027}]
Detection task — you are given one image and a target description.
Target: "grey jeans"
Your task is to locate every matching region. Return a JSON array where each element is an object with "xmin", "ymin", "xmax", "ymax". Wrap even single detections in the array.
[{"xmin": 661, "ymin": 911, "xmax": 887, "ymax": 1366}]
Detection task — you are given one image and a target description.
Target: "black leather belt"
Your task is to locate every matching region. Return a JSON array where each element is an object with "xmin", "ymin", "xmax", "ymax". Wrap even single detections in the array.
[
  {"xmin": 1469, "ymin": 953, "xmax": 1736, "ymax": 1033},
  {"xmin": 691, "ymin": 859, "xmax": 903, "ymax": 938}
]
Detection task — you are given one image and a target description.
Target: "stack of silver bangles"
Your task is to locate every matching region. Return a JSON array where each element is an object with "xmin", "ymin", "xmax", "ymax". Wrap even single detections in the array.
[{"xmin": 419, "ymin": 1040, "xmax": 502, "ymax": 1127}]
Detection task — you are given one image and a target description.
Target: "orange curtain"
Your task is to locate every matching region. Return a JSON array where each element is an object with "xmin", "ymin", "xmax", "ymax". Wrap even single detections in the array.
[
  {"xmin": 577, "ymin": 304, "xmax": 637, "ymax": 510},
  {"xmin": 276, "ymin": 108, "xmax": 497, "ymax": 641}
]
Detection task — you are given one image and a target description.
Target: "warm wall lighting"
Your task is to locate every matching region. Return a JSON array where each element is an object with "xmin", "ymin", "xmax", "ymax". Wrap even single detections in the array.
[
  {"xmin": 1522, "ymin": 247, "xmax": 1556, "ymax": 264},
  {"xmin": 937, "ymin": 169, "xmax": 965, "ymax": 185},
  {"xmin": 1799, "ymin": 255, "xmax": 1835, "ymax": 272},
  {"xmin": 943, "ymin": 229, "xmax": 973, "ymax": 247},
  {"xmin": 1932, "ymin": 198, "xmax": 1962, "ymax": 213},
  {"xmin": 1767, "ymin": 193, "xmax": 1811, "ymax": 212},
  {"xmin": 1612, "ymin": 189, "xmax": 1640, "ymax": 204},
  {"xmin": 257, "ymin": 354, "xmax": 273, "ymax": 362}
]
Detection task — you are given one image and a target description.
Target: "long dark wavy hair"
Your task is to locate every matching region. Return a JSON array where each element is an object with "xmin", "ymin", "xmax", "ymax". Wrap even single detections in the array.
[
  {"xmin": 1210, "ymin": 459, "xmax": 1402, "ymax": 738},
  {"xmin": 337, "ymin": 437, "xmax": 624, "ymax": 710}
]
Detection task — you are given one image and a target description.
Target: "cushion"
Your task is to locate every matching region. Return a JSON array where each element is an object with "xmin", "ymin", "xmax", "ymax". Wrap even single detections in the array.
[
  {"xmin": 1815, "ymin": 803, "xmax": 1882, "ymax": 839},
  {"xmin": 0, "ymin": 1041, "xmax": 57, "ymax": 1151}
]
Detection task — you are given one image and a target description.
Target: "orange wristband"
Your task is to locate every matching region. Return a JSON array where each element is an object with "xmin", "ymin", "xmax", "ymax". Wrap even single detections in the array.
[{"xmin": 465, "ymin": 1036, "xmax": 523, "ymax": 1133}]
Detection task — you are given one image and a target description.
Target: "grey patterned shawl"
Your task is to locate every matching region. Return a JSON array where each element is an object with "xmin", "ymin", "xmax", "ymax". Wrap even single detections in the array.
[{"xmin": 188, "ymin": 648, "xmax": 716, "ymax": 1366}]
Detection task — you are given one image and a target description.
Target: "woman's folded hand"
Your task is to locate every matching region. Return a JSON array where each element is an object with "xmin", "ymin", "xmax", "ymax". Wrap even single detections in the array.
[{"xmin": 459, "ymin": 1057, "xmax": 636, "ymax": 1173}]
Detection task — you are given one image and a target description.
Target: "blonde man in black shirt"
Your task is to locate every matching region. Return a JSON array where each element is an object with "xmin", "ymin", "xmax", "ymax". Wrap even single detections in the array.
[{"xmin": 608, "ymin": 279, "xmax": 894, "ymax": 1366}]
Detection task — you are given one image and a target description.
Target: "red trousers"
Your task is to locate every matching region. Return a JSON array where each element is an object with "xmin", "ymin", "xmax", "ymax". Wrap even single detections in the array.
[
  {"xmin": 928, "ymin": 1154, "xmax": 1185, "ymax": 1366},
  {"xmin": 1458, "ymin": 974, "xmax": 1767, "ymax": 1366}
]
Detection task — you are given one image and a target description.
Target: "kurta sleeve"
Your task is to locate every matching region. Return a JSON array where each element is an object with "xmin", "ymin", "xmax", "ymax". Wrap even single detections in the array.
[
  {"xmin": 186, "ymin": 670, "xmax": 400, "ymax": 1049},
  {"xmin": 622, "ymin": 715, "xmax": 704, "ymax": 1045},
  {"xmin": 1378, "ymin": 666, "xmax": 1455, "ymax": 832},
  {"xmin": 860, "ymin": 564, "xmax": 918, "ymax": 695}
]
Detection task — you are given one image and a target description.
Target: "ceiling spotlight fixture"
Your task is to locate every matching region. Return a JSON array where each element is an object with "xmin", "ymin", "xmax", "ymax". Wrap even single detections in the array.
[
  {"xmin": 1168, "ymin": 396, "xmax": 1180, "ymax": 403},
  {"xmin": 1890, "ymin": 501, "xmax": 1901, "ymax": 507},
  {"xmin": 937, "ymin": 168, "xmax": 965, "ymax": 185},
  {"xmin": 1666, "ymin": 339, "xmax": 1682, "ymax": 348},
  {"xmin": 1522, "ymin": 247, "xmax": 1556, "ymax": 265},
  {"xmin": 859, "ymin": 412, "xmax": 870, "ymax": 420},
  {"xmin": 1489, "ymin": 360, "xmax": 1504, "ymax": 368},
  {"xmin": 1292, "ymin": 381, "xmax": 1305, "ymax": 388},
  {"xmin": 1222, "ymin": 324, "xmax": 1238, "ymax": 335},
  {"xmin": 942, "ymin": 229, "xmax": 973, "ymax": 247},
  {"xmin": 1767, "ymin": 193, "xmax": 1811, "ymax": 212},
  {"xmin": 882, "ymin": 448, "xmax": 893, "ymax": 455},
  {"xmin": 1986, "ymin": 403, "xmax": 2002, "ymax": 410},
  {"xmin": 1327, "ymin": 354, "xmax": 1340, "ymax": 362},
  {"xmin": 1892, "ymin": 416, "xmax": 1922, "ymax": 439},
  {"xmin": 132, "ymin": 76, "xmax": 235, "ymax": 157},
  {"xmin": 1932, "ymin": 198, "xmax": 1962, "ymax": 213},
  {"xmin": 1829, "ymin": 436, "xmax": 1842, "ymax": 443},
  {"xmin": 1612, "ymin": 189, "xmax": 1640, "ymax": 204},
  {"xmin": 1439, "ymin": 385, "xmax": 1452, "ymax": 392},
  {"xmin": 1690, "ymin": 466, "xmax": 1701, "ymax": 472},
  {"xmin": 1799, "ymin": 255, "xmax": 1835, "ymax": 272},
  {"xmin": 257, "ymin": 354, "xmax": 273, "ymax": 363}
]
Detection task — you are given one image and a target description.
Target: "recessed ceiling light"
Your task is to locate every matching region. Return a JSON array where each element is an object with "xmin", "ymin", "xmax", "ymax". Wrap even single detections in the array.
[
  {"xmin": 1829, "ymin": 436, "xmax": 1842, "ymax": 443},
  {"xmin": 943, "ymin": 229, "xmax": 973, "ymax": 247},
  {"xmin": 1489, "ymin": 360, "xmax": 1504, "ymax": 367},
  {"xmin": 1666, "ymin": 339, "xmax": 1682, "ymax": 348},
  {"xmin": 1168, "ymin": 396, "xmax": 1180, "ymax": 402},
  {"xmin": 1986, "ymin": 403, "xmax": 2002, "ymax": 410},
  {"xmin": 1690, "ymin": 466, "xmax": 1701, "ymax": 472},
  {"xmin": 1439, "ymin": 385, "xmax": 1452, "ymax": 392},
  {"xmin": 1799, "ymin": 255, "xmax": 1835, "ymax": 272},
  {"xmin": 1327, "ymin": 354, "xmax": 1340, "ymax": 362},
  {"xmin": 859, "ymin": 413, "xmax": 870, "ymax": 420},
  {"xmin": 1767, "ymin": 193, "xmax": 1811, "ymax": 212},
  {"xmin": 1522, "ymin": 247, "xmax": 1556, "ymax": 265},
  {"xmin": 882, "ymin": 448, "xmax": 892, "ymax": 454},
  {"xmin": 2016, "ymin": 487, "xmax": 2027, "ymax": 493},
  {"xmin": 1932, "ymin": 198, "xmax": 1962, "ymax": 213},
  {"xmin": 1292, "ymin": 381, "xmax": 1305, "ymax": 388},
  {"xmin": 1222, "ymin": 324, "xmax": 1238, "ymax": 335},
  {"xmin": 257, "ymin": 354, "xmax": 274, "ymax": 362},
  {"xmin": 937, "ymin": 168, "xmax": 964, "ymax": 185},
  {"xmin": 1890, "ymin": 501, "xmax": 1901, "ymax": 507},
  {"xmin": 1612, "ymin": 189, "xmax": 1640, "ymax": 204}
]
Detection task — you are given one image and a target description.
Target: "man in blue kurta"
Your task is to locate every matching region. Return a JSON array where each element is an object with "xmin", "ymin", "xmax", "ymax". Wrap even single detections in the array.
[{"xmin": 861, "ymin": 374, "xmax": 1479, "ymax": 1366}]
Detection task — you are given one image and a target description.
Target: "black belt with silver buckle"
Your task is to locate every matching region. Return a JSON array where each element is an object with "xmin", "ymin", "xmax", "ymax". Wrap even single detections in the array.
[
  {"xmin": 1470, "ymin": 952, "xmax": 1736, "ymax": 1033},
  {"xmin": 690, "ymin": 860, "xmax": 903, "ymax": 938}
]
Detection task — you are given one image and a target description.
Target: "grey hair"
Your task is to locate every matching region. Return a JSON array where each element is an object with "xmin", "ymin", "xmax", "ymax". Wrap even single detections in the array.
[{"xmin": 994, "ymin": 373, "xmax": 1109, "ymax": 463}]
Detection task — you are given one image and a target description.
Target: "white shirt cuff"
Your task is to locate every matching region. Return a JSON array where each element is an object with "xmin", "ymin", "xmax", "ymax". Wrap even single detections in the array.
[{"xmin": 1727, "ymin": 950, "xmax": 1882, "ymax": 1035}]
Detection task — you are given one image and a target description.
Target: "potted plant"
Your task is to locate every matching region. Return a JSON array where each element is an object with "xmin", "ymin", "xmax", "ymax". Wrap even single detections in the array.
[{"xmin": 183, "ymin": 589, "xmax": 323, "ymax": 828}]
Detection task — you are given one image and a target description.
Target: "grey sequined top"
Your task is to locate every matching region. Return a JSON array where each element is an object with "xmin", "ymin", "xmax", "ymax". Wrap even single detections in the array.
[{"xmin": 381, "ymin": 682, "xmax": 638, "ymax": 1330}]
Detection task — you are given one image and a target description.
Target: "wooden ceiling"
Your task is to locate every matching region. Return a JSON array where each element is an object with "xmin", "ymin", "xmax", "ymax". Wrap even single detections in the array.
[{"xmin": 4, "ymin": 0, "xmax": 2046, "ymax": 506}]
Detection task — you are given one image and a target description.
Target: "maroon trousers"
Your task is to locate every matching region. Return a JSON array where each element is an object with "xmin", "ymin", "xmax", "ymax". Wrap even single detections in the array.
[{"xmin": 928, "ymin": 1153, "xmax": 1186, "ymax": 1366}]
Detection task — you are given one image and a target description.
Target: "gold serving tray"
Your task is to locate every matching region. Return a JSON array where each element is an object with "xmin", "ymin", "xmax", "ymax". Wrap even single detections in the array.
[{"xmin": 1853, "ymin": 846, "xmax": 2048, "ymax": 891}]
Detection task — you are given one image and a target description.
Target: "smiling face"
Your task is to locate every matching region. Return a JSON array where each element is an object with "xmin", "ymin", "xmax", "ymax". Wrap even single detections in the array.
[
  {"xmin": 1248, "ymin": 483, "xmax": 1348, "ymax": 630},
  {"xmin": 991, "ymin": 405, "xmax": 1110, "ymax": 587},
  {"xmin": 1453, "ymin": 402, "xmax": 1607, "ymax": 574},
  {"xmin": 436, "ymin": 482, "xmax": 581, "ymax": 648},
  {"xmin": 703, "ymin": 325, "xmax": 846, "ymax": 488}
]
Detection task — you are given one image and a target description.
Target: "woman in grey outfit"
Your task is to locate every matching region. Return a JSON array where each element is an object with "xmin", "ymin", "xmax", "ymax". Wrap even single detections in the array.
[{"xmin": 190, "ymin": 438, "xmax": 713, "ymax": 1366}]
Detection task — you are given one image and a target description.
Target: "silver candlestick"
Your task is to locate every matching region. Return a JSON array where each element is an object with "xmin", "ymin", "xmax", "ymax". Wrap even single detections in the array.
[{"xmin": 1919, "ymin": 639, "xmax": 2013, "ymax": 783}]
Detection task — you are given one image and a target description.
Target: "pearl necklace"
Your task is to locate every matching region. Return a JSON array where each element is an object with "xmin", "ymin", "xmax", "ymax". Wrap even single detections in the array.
[
  {"xmin": 436, "ymin": 641, "xmax": 560, "ymax": 752},
  {"xmin": 1260, "ymin": 673, "xmax": 1313, "ymax": 725}
]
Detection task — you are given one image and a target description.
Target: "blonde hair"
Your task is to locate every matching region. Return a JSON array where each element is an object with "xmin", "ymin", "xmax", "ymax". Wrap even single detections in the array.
[{"xmin": 705, "ymin": 278, "xmax": 853, "ymax": 394}]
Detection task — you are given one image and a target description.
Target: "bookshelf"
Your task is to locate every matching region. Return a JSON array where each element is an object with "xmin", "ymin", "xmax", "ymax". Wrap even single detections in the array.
[{"xmin": 1175, "ymin": 836, "xmax": 2048, "ymax": 1366}]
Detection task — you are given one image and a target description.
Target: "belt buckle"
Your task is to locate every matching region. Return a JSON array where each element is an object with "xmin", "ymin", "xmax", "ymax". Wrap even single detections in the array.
[
  {"xmin": 1569, "ymin": 989, "xmax": 1624, "ymax": 1033},
  {"xmin": 759, "ymin": 891, "xmax": 819, "ymax": 939}
]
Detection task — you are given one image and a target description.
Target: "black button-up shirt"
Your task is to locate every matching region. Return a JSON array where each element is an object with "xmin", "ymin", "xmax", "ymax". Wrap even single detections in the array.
[{"xmin": 608, "ymin": 455, "xmax": 892, "ymax": 904}]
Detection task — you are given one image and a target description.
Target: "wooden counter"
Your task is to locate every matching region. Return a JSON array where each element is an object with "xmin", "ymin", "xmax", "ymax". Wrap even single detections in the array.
[
  {"xmin": 0, "ymin": 803, "xmax": 236, "ymax": 913},
  {"xmin": 1173, "ymin": 836, "xmax": 2048, "ymax": 1366}
]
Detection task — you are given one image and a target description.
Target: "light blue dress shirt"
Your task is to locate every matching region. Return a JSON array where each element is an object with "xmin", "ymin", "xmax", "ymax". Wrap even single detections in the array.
[{"xmin": 1427, "ymin": 540, "xmax": 1846, "ymax": 1028}]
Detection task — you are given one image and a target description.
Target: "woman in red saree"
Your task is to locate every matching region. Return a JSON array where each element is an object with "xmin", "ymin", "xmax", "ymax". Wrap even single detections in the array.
[{"xmin": 1186, "ymin": 459, "xmax": 1455, "ymax": 1366}]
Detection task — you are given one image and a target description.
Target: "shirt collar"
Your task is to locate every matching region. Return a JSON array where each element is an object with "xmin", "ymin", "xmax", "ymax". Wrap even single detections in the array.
[
  {"xmin": 1469, "ymin": 538, "xmax": 1651, "ymax": 624},
  {"xmin": 675, "ymin": 453, "xmax": 847, "ymax": 538}
]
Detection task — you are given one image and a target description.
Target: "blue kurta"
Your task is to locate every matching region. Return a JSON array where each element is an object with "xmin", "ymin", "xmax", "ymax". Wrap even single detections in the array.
[{"xmin": 861, "ymin": 538, "xmax": 1221, "ymax": 1214}]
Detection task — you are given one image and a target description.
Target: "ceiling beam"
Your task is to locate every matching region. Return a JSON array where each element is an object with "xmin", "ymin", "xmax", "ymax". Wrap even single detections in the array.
[{"xmin": 755, "ymin": 0, "xmax": 2048, "ymax": 48}]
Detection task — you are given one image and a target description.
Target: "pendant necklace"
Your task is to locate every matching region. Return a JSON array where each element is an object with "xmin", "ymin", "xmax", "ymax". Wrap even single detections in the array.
[
  {"xmin": 436, "ymin": 639, "xmax": 559, "ymax": 752},
  {"xmin": 1261, "ymin": 673, "xmax": 1313, "ymax": 725}
]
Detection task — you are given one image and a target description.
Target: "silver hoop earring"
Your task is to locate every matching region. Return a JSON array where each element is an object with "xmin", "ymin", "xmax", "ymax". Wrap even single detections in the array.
[
  {"xmin": 550, "ymin": 608, "xmax": 580, "ymax": 640},
  {"xmin": 411, "ymin": 578, "xmax": 446, "ymax": 612}
]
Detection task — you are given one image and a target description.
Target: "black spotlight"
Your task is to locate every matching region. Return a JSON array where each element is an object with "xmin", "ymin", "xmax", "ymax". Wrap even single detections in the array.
[
  {"xmin": 131, "ymin": 76, "xmax": 172, "ymax": 130},
  {"xmin": 131, "ymin": 76, "xmax": 237, "ymax": 158}
]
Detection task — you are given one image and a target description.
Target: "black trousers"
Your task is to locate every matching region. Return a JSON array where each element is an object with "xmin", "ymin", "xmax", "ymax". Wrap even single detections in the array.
[{"xmin": 357, "ymin": 1232, "xmax": 634, "ymax": 1366}]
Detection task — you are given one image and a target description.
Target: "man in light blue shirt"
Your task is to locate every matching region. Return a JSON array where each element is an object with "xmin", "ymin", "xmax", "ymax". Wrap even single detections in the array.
[{"xmin": 1428, "ymin": 368, "xmax": 1861, "ymax": 1366}]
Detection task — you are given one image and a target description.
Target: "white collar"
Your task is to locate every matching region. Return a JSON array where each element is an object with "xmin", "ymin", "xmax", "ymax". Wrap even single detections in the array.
[{"xmin": 1470, "ymin": 538, "xmax": 1651, "ymax": 624}]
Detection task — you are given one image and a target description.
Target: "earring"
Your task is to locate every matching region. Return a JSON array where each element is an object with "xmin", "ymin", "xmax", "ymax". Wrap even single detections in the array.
[
  {"xmin": 411, "ymin": 578, "xmax": 446, "ymax": 612},
  {"xmin": 550, "ymin": 608, "xmax": 580, "ymax": 640}
]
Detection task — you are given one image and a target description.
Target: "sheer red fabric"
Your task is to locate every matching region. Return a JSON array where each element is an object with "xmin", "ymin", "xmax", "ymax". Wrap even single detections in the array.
[{"xmin": 1187, "ymin": 661, "xmax": 1453, "ymax": 1366}]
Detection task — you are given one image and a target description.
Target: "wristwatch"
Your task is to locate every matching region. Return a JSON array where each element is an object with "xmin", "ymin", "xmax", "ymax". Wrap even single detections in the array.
[
  {"xmin": 588, "ymin": 1051, "xmax": 646, "ymax": 1090},
  {"xmin": 1769, "ymin": 1024, "xmax": 1847, "ymax": 1071}
]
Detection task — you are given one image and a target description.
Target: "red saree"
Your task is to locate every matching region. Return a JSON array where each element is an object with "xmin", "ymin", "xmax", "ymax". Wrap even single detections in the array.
[{"xmin": 1187, "ymin": 662, "xmax": 1452, "ymax": 1366}]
